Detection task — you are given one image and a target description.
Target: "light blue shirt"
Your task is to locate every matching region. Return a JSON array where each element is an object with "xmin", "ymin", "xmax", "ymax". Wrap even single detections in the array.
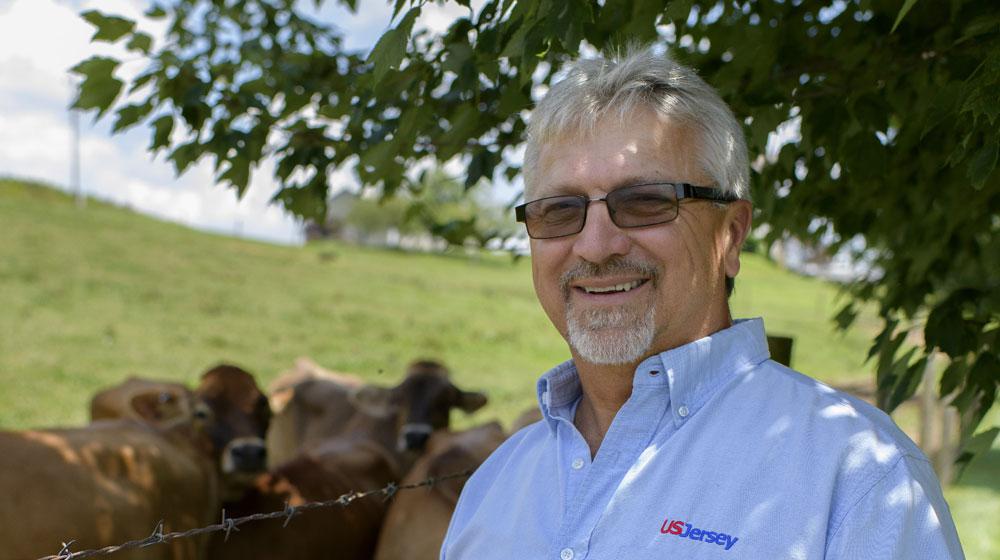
[{"xmin": 442, "ymin": 319, "xmax": 964, "ymax": 559}]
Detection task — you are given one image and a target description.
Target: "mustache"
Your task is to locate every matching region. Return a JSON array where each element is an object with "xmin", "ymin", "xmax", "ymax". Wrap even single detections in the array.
[{"xmin": 559, "ymin": 258, "xmax": 660, "ymax": 299}]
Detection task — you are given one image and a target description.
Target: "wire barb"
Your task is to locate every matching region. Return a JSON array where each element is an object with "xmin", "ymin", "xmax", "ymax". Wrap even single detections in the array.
[
  {"xmin": 221, "ymin": 509, "xmax": 239, "ymax": 542},
  {"xmin": 140, "ymin": 521, "xmax": 165, "ymax": 547},
  {"xmin": 281, "ymin": 500, "xmax": 298, "ymax": 528},
  {"xmin": 57, "ymin": 541, "xmax": 75, "ymax": 559},
  {"xmin": 381, "ymin": 481, "xmax": 398, "ymax": 502}
]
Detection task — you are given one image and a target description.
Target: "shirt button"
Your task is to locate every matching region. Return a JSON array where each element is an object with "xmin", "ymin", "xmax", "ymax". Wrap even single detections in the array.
[
  {"xmin": 560, "ymin": 548, "xmax": 574, "ymax": 560},
  {"xmin": 678, "ymin": 405, "xmax": 690, "ymax": 418},
  {"xmin": 571, "ymin": 458, "xmax": 585, "ymax": 470}
]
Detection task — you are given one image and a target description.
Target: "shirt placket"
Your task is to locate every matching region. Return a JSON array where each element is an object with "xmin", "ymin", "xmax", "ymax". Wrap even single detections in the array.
[{"xmin": 552, "ymin": 371, "xmax": 671, "ymax": 560}]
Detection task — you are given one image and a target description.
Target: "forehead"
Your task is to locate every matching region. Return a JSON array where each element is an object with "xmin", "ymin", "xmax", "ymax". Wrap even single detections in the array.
[{"xmin": 532, "ymin": 111, "xmax": 707, "ymax": 198}]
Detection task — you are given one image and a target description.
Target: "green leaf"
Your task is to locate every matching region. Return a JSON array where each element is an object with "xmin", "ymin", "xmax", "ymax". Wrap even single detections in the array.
[
  {"xmin": 169, "ymin": 140, "xmax": 201, "ymax": 175},
  {"xmin": 81, "ymin": 10, "xmax": 135, "ymax": 43},
  {"xmin": 219, "ymin": 155, "xmax": 252, "ymax": 197},
  {"xmin": 367, "ymin": 6, "xmax": 421, "ymax": 86},
  {"xmin": 149, "ymin": 115, "xmax": 174, "ymax": 152},
  {"xmin": 891, "ymin": 0, "xmax": 921, "ymax": 33},
  {"xmin": 955, "ymin": 427, "xmax": 1000, "ymax": 480},
  {"xmin": 833, "ymin": 303, "xmax": 858, "ymax": 331},
  {"xmin": 70, "ymin": 56, "xmax": 123, "ymax": 117},
  {"xmin": 127, "ymin": 32, "xmax": 153, "ymax": 54},
  {"xmin": 392, "ymin": 0, "xmax": 408, "ymax": 21},
  {"xmin": 144, "ymin": 4, "xmax": 167, "ymax": 19},
  {"xmin": 967, "ymin": 139, "xmax": 998, "ymax": 189},
  {"xmin": 939, "ymin": 359, "xmax": 969, "ymax": 398},
  {"xmin": 112, "ymin": 102, "xmax": 151, "ymax": 133}
]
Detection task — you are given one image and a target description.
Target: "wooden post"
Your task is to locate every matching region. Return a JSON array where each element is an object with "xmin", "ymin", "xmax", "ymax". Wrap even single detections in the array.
[{"xmin": 766, "ymin": 335, "xmax": 794, "ymax": 368}]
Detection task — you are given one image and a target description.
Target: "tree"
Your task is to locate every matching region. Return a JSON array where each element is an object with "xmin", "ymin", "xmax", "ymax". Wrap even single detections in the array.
[{"xmin": 72, "ymin": 0, "xmax": 998, "ymax": 470}]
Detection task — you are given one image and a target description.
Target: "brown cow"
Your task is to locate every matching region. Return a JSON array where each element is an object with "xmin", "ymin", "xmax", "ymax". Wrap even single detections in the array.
[
  {"xmin": 374, "ymin": 422, "xmax": 508, "ymax": 560},
  {"xmin": 0, "ymin": 365, "xmax": 270, "ymax": 560},
  {"xmin": 265, "ymin": 357, "xmax": 365, "ymax": 467},
  {"xmin": 267, "ymin": 359, "xmax": 488, "ymax": 470},
  {"xmin": 206, "ymin": 438, "xmax": 398, "ymax": 560},
  {"xmin": 90, "ymin": 377, "xmax": 190, "ymax": 424}
]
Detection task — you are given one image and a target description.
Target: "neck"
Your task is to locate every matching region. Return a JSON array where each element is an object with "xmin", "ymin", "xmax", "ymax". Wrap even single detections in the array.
[
  {"xmin": 570, "ymin": 312, "xmax": 735, "ymax": 457},
  {"xmin": 572, "ymin": 358, "xmax": 636, "ymax": 458}
]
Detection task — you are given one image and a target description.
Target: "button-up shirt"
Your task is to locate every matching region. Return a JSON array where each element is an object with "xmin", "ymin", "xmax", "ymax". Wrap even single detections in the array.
[{"xmin": 442, "ymin": 319, "xmax": 963, "ymax": 559}]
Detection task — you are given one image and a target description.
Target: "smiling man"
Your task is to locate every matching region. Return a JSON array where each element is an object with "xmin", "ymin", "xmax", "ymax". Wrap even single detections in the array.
[{"xmin": 441, "ymin": 47, "xmax": 964, "ymax": 559}]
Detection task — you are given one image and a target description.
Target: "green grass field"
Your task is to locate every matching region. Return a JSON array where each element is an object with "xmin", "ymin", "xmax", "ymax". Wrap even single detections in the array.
[{"xmin": 1, "ymin": 177, "xmax": 996, "ymax": 557}]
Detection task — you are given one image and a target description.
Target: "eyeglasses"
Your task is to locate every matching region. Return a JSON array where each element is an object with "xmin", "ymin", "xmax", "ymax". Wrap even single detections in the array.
[{"xmin": 515, "ymin": 182, "xmax": 737, "ymax": 239}]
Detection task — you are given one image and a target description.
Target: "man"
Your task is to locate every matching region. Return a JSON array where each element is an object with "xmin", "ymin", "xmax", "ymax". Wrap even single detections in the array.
[{"xmin": 441, "ymin": 46, "xmax": 964, "ymax": 559}]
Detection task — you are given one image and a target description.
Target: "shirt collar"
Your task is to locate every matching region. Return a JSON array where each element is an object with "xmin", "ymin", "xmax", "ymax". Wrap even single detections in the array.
[{"xmin": 535, "ymin": 318, "xmax": 771, "ymax": 432}]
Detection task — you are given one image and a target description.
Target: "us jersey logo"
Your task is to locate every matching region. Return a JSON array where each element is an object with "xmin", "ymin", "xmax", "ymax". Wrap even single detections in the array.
[{"xmin": 660, "ymin": 517, "xmax": 739, "ymax": 551}]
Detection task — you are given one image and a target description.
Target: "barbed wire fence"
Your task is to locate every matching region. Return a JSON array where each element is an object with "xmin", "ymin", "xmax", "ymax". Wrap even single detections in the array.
[{"xmin": 38, "ymin": 469, "xmax": 473, "ymax": 560}]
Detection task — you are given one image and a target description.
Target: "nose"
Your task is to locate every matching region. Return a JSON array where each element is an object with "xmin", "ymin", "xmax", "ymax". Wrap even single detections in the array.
[
  {"xmin": 404, "ymin": 430, "xmax": 430, "ymax": 450},
  {"xmin": 572, "ymin": 200, "xmax": 631, "ymax": 263},
  {"xmin": 398, "ymin": 423, "xmax": 434, "ymax": 452},
  {"xmin": 227, "ymin": 440, "xmax": 268, "ymax": 473}
]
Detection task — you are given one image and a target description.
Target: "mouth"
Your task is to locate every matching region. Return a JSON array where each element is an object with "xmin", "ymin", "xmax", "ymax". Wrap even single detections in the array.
[
  {"xmin": 578, "ymin": 279, "xmax": 647, "ymax": 294},
  {"xmin": 571, "ymin": 278, "xmax": 651, "ymax": 304}
]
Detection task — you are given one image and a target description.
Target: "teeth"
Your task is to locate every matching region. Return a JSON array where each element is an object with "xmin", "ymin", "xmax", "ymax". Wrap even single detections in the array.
[{"xmin": 583, "ymin": 280, "xmax": 643, "ymax": 294}]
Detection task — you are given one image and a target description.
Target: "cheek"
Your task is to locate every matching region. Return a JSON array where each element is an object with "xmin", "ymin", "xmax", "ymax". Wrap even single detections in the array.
[{"xmin": 530, "ymin": 245, "xmax": 568, "ymax": 330}]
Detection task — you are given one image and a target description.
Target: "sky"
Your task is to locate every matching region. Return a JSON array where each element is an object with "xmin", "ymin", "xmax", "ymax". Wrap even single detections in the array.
[{"xmin": 0, "ymin": 0, "xmax": 474, "ymax": 244}]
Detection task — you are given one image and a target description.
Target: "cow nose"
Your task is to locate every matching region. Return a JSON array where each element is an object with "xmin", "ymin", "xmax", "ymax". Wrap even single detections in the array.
[
  {"xmin": 404, "ymin": 430, "xmax": 430, "ymax": 451},
  {"xmin": 229, "ymin": 440, "xmax": 267, "ymax": 473},
  {"xmin": 398, "ymin": 423, "xmax": 434, "ymax": 452}
]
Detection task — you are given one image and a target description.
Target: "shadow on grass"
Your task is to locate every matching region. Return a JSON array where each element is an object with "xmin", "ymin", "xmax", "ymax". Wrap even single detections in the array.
[{"xmin": 954, "ymin": 448, "xmax": 1000, "ymax": 491}]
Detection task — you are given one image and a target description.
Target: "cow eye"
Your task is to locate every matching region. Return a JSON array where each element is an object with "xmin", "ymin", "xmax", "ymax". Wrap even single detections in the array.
[{"xmin": 193, "ymin": 405, "xmax": 212, "ymax": 420}]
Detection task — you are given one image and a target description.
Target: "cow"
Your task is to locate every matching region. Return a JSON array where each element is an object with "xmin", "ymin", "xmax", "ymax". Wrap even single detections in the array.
[
  {"xmin": 374, "ymin": 422, "xmax": 508, "ymax": 560},
  {"xmin": 206, "ymin": 438, "xmax": 398, "ymax": 560},
  {"xmin": 0, "ymin": 364, "xmax": 270, "ymax": 560},
  {"xmin": 265, "ymin": 357, "xmax": 365, "ymax": 467},
  {"xmin": 207, "ymin": 360, "xmax": 489, "ymax": 559},
  {"xmin": 90, "ymin": 376, "xmax": 190, "ymax": 424},
  {"xmin": 266, "ymin": 358, "xmax": 488, "ymax": 470}
]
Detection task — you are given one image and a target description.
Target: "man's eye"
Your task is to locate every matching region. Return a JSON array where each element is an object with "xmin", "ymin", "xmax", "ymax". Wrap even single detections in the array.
[
  {"xmin": 617, "ymin": 194, "xmax": 673, "ymax": 214},
  {"xmin": 535, "ymin": 201, "xmax": 581, "ymax": 223}
]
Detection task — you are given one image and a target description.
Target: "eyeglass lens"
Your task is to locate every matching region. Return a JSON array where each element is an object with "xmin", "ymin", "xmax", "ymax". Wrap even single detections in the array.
[{"xmin": 523, "ymin": 183, "xmax": 680, "ymax": 239}]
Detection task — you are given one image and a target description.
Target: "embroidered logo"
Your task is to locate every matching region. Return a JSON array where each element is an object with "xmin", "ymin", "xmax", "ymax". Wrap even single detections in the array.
[{"xmin": 660, "ymin": 517, "xmax": 739, "ymax": 551}]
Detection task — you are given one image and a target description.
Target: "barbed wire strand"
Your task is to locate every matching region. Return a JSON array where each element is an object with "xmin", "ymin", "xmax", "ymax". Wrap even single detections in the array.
[{"xmin": 37, "ymin": 469, "xmax": 473, "ymax": 560}]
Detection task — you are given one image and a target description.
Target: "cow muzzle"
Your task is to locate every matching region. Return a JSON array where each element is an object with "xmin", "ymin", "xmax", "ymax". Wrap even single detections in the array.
[
  {"xmin": 398, "ymin": 423, "xmax": 434, "ymax": 452},
  {"xmin": 222, "ymin": 437, "xmax": 268, "ymax": 474}
]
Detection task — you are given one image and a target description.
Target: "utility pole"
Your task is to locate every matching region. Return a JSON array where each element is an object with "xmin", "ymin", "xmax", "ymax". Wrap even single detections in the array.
[{"xmin": 68, "ymin": 75, "xmax": 85, "ymax": 208}]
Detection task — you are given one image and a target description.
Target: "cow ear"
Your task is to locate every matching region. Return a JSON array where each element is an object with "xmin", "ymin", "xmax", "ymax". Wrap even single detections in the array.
[
  {"xmin": 270, "ymin": 386, "xmax": 294, "ymax": 414},
  {"xmin": 348, "ymin": 385, "xmax": 393, "ymax": 416},
  {"xmin": 456, "ymin": 390, "xmax": 488, "ymax": 413},
  {"xmin": 129, "ymin": 391, "xmax": 170, "ymax": 422}
]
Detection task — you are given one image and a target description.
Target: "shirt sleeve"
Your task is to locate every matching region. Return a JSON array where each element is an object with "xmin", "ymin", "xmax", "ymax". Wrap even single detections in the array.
[{"xmin": 825, "ymin": 454, "xmax": 965, "ymax": 559}]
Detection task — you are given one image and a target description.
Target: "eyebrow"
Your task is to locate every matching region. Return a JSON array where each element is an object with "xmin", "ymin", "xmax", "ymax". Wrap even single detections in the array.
[{"xmin": 536, "ymin": 176, "xmax": 672, "ymax": 198}]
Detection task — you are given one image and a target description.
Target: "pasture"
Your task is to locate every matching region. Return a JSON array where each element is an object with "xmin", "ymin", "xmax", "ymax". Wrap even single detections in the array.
[{"xmin": 1, "ymin": 177, "xmax": 997, "ymax": 558}]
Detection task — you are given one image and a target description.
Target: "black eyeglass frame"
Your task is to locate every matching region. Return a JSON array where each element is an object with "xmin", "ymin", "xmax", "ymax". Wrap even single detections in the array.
[{"xmin": 514, "ymin": 182, "xmax": 738, "ymax": 240}]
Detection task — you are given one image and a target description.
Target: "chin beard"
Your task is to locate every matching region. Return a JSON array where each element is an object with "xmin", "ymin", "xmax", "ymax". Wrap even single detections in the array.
[{"xmin": 566, "ymin": 303, "xmax": 656, "ymax": 365}]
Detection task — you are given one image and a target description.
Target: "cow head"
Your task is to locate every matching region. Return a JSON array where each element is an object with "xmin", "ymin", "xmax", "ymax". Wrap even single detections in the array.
[
  {"xmin": 351, "ymin": 360, "xmax": 488, "ymax": 453},
  {"xmin": 90, "ymin": 377, "xmax": 191, "ymax": 424},
  {"xmin": 194, "ymin": 364, "xmax": 272, "ymax": 487}
]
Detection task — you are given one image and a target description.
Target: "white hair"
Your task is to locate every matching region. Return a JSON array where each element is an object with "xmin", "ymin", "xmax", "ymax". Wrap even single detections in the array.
[{"xmin": 523, "ymin": 45, "xmax": 750, "ymax": 201}]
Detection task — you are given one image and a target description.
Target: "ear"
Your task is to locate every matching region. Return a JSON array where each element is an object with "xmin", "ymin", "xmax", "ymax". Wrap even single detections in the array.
[
  {"xmin": 129, "ymin": 391, "xmax": 177, "ymax": 423},
  {"xmin": 722, "ymin": 200, "xmax": 753, "ymax": 280},
  {"xmin": 269, "ymin": 387, "xmax": 294, "ymax": 414},
  {"xmin": 348, "ymin": 385, "xmax": 394, "ymax": 417},
  {"xmin": 455, "ymin": 390, "xmax": 488, "ymax": 413}
]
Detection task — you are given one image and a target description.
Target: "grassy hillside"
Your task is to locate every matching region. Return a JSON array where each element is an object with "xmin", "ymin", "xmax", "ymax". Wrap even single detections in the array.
[
  {"xmin": 0, "ymin": 177, "xmax": 880, "ymax": 430},
  {"xmin": 1, "ymin": 177, "xmax": 996, "ymax": 557}
]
